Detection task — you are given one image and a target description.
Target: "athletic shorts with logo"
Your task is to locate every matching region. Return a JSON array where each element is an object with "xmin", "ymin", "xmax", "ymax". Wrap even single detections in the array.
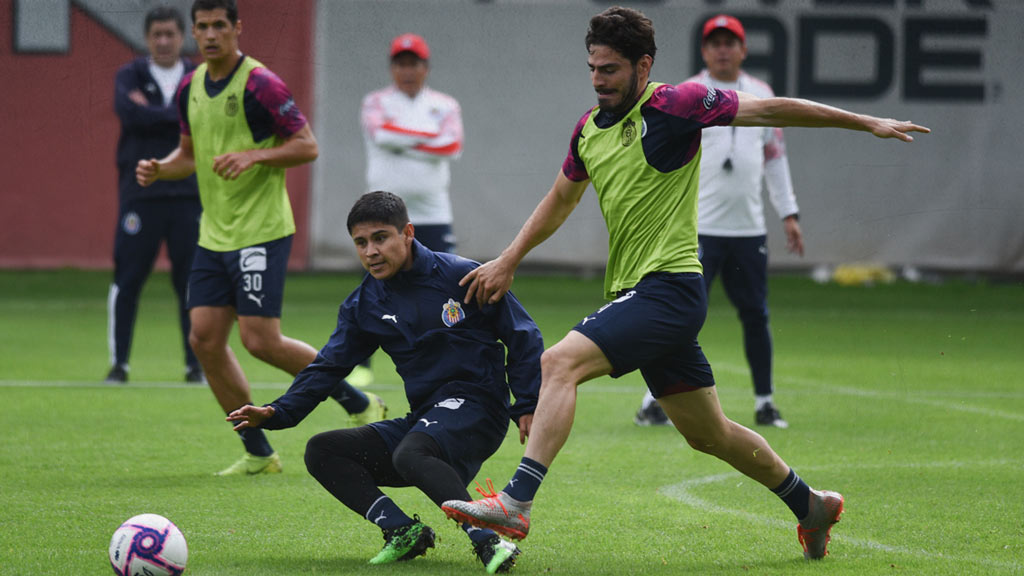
[
  {"xmin": 572, "ymin": 271, "xmax": 716, "ymax": 398},
  {"xmin": 369, "ymin": 396, "xmax": 509, "ymax": 484},
  {"xmin": 187, "ymin": 235, "xmax": 292, "ymax": 317}
]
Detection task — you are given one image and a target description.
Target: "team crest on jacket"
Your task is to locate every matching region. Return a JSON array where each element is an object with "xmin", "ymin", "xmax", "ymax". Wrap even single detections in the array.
[
  {"xmin": 122, "ymin": 211, "xmax": 141, "ymax": 235},
  {"xmin": 225, "ymin": 94, "xmax": 239, "ymax": 117},
  {"xmin": 441, "ymin": 298, "xmax": 465, "ymax": 327},
  {"xmin": 621, "ymin": 118, "xmax": 637, "ymax": 147}
]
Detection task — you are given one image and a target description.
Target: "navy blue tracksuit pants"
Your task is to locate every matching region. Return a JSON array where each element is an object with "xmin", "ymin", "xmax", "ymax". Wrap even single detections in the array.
[
  {"xmin": 698, "ymin": 234, "xmax": 773, "ymax": 396},
  {"xmin": 108, "ymin": 196, "xmax": 201, "ymax": 369}
]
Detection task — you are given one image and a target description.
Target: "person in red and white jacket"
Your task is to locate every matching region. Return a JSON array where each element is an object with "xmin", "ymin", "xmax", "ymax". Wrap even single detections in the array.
[{"xmin": 361, "ymin": 33, "xmax": 464, "ymax": 254}]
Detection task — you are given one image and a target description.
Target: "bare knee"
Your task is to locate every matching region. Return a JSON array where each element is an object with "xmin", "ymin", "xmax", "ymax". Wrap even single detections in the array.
[
  {"xmin": 540, "ymin": 347, "xmax": 582, "ymax": 387},
  {"xmin": 676, "ymin": 417, "xmax": 733, "ymax": 457},
  {"xmin": 188, "ymin": 326, "xmax": 219, "ymax": 357},
  {"xmin": 240, "ymin": 330, "xmax": 277, "ymax": 362},
  {"xmin": 682, "ymin": 430, "xmax": 726, "ymax": 456}
]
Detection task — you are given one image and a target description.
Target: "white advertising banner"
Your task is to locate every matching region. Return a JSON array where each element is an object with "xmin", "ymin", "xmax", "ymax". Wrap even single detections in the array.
[{"xmin": 311, "ymin": 0, "xmax": 1023, "ymax": 273}]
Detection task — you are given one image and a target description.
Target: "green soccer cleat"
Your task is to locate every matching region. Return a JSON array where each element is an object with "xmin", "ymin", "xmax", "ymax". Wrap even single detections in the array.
[
  {"xmin": 346, "ymin": 364, "xmax": 375, "ymax": 388},
  {"xmin": 474, "ymin": 535, "xmax": 520, "ymax": 574},
  {"xmin": 797, "ymin": 489, "xmax": 844, "ymax": 559},
  {"xmin": 368, "ymin": 518, "xmax": 436, "ymax": 564},
  {"xmin": 215, "ymin": 451, "xmax": 282, "ymax": 476},
  {"xmin": 442, "ymin": 480, "xmax": 532, "ymax": 541},
  {"xmin": 351, "ymin": 392, "xmax": 388, "ymax": 427}
]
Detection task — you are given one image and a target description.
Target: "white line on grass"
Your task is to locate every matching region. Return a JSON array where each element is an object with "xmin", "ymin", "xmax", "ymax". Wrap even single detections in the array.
[
  {"xmin": 713, "ymin": 362, "xmax": 1024, "ymax": 422},
  {"xmin": 659, "ymin": 460, "xmax": 1023, "ymax": 572},
  {"xmin": 0, "ymin": 379, "xmax": 405, "ymax": 391}
]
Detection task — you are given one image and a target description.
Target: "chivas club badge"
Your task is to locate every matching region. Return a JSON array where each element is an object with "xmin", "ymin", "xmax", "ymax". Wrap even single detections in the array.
[
  {"xmin": 441, "ymin": 298, "xmax": 465, "ymax": 327},
  {"xmin": 122, "ymin": 211, "xmax": 142, "ymax": 235},
  {"xmin": 225, "ymin": 94, "xmax": 239, "ymax": 117},
  {"xmin": 621, "ymin": 118, "xmax": 637, "ymax": 147}
]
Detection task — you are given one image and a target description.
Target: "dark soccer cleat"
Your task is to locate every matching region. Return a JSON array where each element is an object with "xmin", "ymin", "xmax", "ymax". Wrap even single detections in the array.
[
  {"xmin": 368, "ymin": 517, "xmax": 436, "ymax": 564},
  {"xmin": 755, "ymin": 402, "xmax": 789, "ymax": 429},
  {"xmin": 797, "ymin": 489, "xmax": 844, "ymax": 559},
  {"xmin": 185, "ymin": 365, "xmax": 205, "ymax": 384},
  {"xmin": 442, "ymin": 480, "xmax": 531, "ymax": 541},
  {"xmin": 474, "ymin": 534, "xmax": 520, "ymax": 574},
  {"xmin": 633, "ymin": 402, "xmax": 671, "ymax": 426},
  {"xmin": 105, "ymin": 365, "xmax": 128, "ymax": 384}
]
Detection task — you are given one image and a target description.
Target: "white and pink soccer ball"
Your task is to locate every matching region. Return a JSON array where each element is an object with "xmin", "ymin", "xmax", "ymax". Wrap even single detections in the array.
[{"xmin": 109, "ymin": 513, "xmax": 188, "ymax": 576}]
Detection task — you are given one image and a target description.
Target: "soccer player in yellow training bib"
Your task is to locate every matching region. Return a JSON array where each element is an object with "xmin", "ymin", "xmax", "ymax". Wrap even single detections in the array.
[
  {"xmin": 443, "ymin": 6, "xmax": 928, "ymax": 563},
  {"xmin": 136, "ymin": 0, "xmax": 386, "ymax": 476}
]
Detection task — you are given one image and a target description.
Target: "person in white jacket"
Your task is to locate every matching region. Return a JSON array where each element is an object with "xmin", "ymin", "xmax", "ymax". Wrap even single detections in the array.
[
  {"xmin": 635, "ymin": 15, "xmax": 799, "ymax": 428},
  {"xmin": 354, "ymin": 33, "xmax": 465, "ymax": 388},
  {"xmin": 361, "ymin": 33, "xmax": 464, "ymax": 254}
]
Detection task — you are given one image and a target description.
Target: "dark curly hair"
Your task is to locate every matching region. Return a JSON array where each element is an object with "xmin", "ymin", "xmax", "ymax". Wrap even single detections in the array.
[
  {"xmin": 585, "ymin": 6, "xmax": 657, "ymax": 64},
  {"xmin": 347, "ymin": 191, "xmax": 410, "ymax": 233}
]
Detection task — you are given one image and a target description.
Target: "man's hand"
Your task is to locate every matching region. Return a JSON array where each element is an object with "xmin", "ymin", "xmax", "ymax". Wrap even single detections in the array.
[
  {"xmin": 136, "ymin": 158, "xmax": 160, "ymax": 187},
  {"xmin": 783, "ymin": 215, "xmax": 804, "ymax": 257},
  {"xmin": 517, "ymin": 414, "xmax": 533, "ymax": 445},
  {"xmin": 128, "ymin": 89, "xmax": 149, "ymax": 106},
  {"xmin": 212, "ymin": 150, "xmax": 258, "ymax": 180},
  {"xmin": 460, "ymin": 255, "xmax": 516, "ymax": 308},
  {"xmin": 868, "ymin": 118, "xmax": 930, "ymax": 142},
  {"xmin": 226, "ymin": 404, "xmax": 275, "ymax": 431}
]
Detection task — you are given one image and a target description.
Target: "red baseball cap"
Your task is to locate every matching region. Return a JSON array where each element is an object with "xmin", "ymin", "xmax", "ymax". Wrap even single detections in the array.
[
  {"xmin": 702, "ymin": 14, "xmax": 746, "ymax": 44},
  {"xmin": 390, "ymin": 33, "xmax": 430, "ymax": 60}
]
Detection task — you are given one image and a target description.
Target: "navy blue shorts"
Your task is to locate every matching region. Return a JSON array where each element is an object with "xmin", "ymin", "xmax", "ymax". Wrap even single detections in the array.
[
  {"xmin": 572, "ymin": 272, "xmax": 715, "ymax": 398},
  {"xmin": 187, "ymin": 235, "xmax": 293, "ymax": 317},
  {"xmin": 369, "ymin": 396, "xmax": 509, "ymax": 484},
  {"xmin": 414, "ymin": 224, "xmax": 456, "ymax": 254}
]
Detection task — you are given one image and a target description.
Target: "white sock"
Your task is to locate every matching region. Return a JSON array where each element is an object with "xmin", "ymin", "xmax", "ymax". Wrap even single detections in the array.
[
  {"xmin": 755, "ymin": 395, "xmax": 773, "ymax": 411},
  {"xmin": 641, "ymin": 390, "xmax": 657, "ymax": 410}
]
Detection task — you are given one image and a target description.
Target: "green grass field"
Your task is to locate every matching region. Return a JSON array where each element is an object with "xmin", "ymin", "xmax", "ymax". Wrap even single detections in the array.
[{"xmin": 1, "ymin": 269, "xmax": 1022, "ymax": 575}]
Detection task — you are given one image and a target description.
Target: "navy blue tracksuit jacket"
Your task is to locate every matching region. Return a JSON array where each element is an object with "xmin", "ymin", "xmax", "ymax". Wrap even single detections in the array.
[{"xmin": 263, "ymin": 241, "xmax": 543, "ymax": 430}]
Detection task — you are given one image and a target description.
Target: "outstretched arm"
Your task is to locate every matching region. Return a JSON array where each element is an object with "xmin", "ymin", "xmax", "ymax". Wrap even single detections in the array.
[
  {"xmin": 461, "ymin": 171, "xmax": 589, "ymax": 306},
  {"xmin": 732, "ymin": 92, "xmax": 930, "ymax": 142}
]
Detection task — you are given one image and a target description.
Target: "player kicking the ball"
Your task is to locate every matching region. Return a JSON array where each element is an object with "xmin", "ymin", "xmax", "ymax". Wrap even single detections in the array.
[{"xmin": 442, "ymin": 6, "xmax": 928, "ymax": 563}]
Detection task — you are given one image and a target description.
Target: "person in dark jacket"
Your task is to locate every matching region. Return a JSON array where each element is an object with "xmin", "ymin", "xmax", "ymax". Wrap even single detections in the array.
[
  {"xmin": 226, "ymin": 191, "xmax": 540, "ymax": 573},
  {"xmin": 107, "ymin": 5, "xmax": 201, "ymax": 384}
]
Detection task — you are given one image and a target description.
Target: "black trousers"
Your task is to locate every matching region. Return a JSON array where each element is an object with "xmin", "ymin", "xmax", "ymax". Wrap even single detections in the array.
[
  {"xmin": 109, "ymin": 196, "xmax": 201, "ymax": 368},
  {"xmin": 304, "ymin": 427, "xmax": 472, "ymax": 518}
]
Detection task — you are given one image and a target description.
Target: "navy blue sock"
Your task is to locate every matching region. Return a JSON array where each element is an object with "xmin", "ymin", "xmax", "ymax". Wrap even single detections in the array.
[
  {"xmin": 330, "ymin": 379, "xmax": 369, "ymax": 414},
  {"xmin": 227, "ymin": 408, "xmax": 273, "ymax": 456},
  {"xmin": 462, "ymin": 524, "xmax": 498, "ymax": 544},
  {"xmin": 503, "ymin": 457, "xmax": 547, "ymax": 502},
  {"xmin": 365, "ymin": 495, "xmax": 414, "ymax": 531},
  {"xmin": 233, "ymin": 420, "xmax": 273, "ymax": 457},
  {"xmin": 771, "ymin": 468, "xmax": 811, "ymax": 520}
]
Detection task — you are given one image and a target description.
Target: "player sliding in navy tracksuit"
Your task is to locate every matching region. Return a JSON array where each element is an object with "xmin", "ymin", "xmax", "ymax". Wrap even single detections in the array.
[{"xmin": 226, "ymin": 191, "xmax": 541, "ymax": 574}]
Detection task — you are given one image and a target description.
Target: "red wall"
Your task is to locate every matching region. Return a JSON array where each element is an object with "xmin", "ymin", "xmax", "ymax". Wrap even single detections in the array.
[{"xmin": 0, "ymin": 0, "xmax": 314, "ymax": 269}]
